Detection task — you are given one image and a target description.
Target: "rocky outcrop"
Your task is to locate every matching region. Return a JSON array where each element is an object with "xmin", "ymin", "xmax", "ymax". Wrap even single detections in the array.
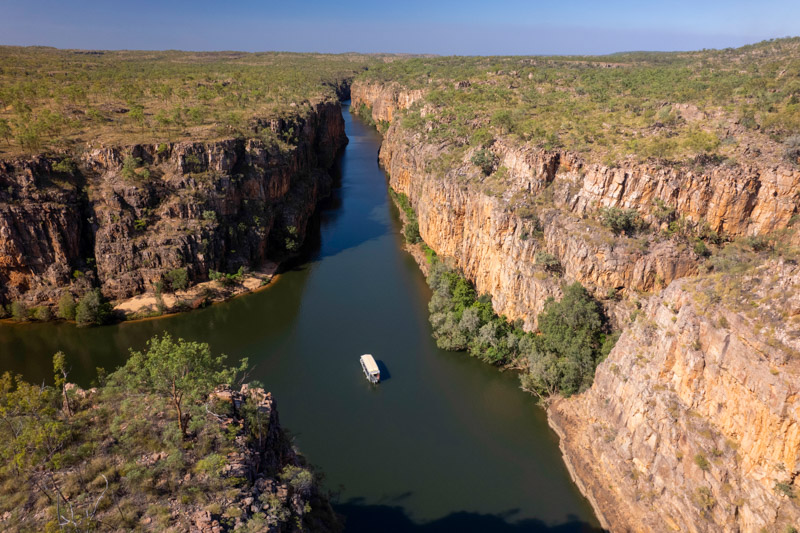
[
  {"xmin": 206, "ymin": 384, "xmax": 342, "ymax": 533},
  {"xmin": 350, "ymin": 80, "xmax": 424, "ymax": 123},
  {"xmin": 550, "ymin": 262, "xmax": 800, "ymax": 532},
  {"xmin": 0, "ymin": 101, "xmax": 346, "ymax": 308}
]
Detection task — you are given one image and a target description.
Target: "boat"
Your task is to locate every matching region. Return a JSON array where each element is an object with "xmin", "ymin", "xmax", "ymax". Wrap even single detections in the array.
[{"xmin": 360, "ymin": 354, "xmax": 380, "ymax": 384}]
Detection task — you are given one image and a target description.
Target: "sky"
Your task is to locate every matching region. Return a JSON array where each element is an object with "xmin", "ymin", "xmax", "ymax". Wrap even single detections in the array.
[{"xmin": 1, "ymin": 0, "xmax": 799, "ymax": 55}]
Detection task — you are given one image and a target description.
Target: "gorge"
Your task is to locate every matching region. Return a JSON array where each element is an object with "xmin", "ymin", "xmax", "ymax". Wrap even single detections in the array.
[{"xmin": 2, "ymin": 41, "xmax": 800, "ymax": 532}]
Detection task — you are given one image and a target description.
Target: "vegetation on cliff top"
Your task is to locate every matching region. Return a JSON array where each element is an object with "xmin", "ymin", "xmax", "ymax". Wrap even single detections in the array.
[
  {"xmin": 364, "ymin": 38, "xmax": 800, "ymax": 166},
  {"xmin": 0, "ymin": 47, "xmax": 373, "ymax": 155},
  {"xmin": 0, "ymin": 334, "xmax": 338, "ymax": 532}
]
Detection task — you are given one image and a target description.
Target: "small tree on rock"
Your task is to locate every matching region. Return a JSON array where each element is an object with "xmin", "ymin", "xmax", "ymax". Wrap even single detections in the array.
[{"xmin": 119, "ymin": 334, "xmax": 247, "ymax": 438}]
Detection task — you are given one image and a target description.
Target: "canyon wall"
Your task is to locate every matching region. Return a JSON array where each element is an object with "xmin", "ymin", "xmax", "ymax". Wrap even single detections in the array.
[
  {"xmin": 550, "ymin": 264, "xmax": 800, "ymax": 531},
  {"xmin": 0, "ymin": 101, "xmax": 346, "ymax": 307},
  {"xmin": 352, "ymin": 78, "xmax": 800, "ymax": 531}
]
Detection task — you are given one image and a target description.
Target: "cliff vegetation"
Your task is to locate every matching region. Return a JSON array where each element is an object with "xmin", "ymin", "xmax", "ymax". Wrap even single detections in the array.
[{"xmin": 0, "ymin": 334, "xmax": 339, "ymax": 532}]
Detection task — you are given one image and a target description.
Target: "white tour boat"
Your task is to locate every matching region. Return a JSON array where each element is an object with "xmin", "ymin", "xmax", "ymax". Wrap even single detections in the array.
[{"xmin": 360, "ymin": 354, "xmax": 380, "ymax": 384}]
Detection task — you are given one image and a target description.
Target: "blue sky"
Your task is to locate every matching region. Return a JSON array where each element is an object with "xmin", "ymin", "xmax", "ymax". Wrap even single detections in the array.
[{"xmin": 1, "ymin": 0, "xmax": 798, "ymax": 55}]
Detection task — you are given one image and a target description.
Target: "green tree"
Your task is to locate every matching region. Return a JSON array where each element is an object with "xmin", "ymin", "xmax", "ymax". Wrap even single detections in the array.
[
  {"xmin": 57, "ymin": 291, "xmax": 77, "ymax": 320},
  {"xmin": 470, "ymin": 148, "xmax": 498, "ymax": 175},
  {"xmin": 53, "ymin": 352, "xmax": 72, "ymax": 417},
  {"xmin": 0, "ymin": 118, "xmax": 11, "ymax": 145},
  {"xmin": 520, "ymin": 283, "xmax": 610, "ymax": 397},
  {"xmin": 165, "ymin": 268, "xmax": 189, "ymax": 292},
  {"xmin": 128, "ymin": 105, "xmax": 145, "ymax": 131},
  {"xmin": 119, "ymin": 333, "xmax": 247, "ymax": 437},
  {"xmin": 599, "ymin": 206, "xmax": 641, "ymax": 236},
  {"xmin": 10, "ymin": 301, "xmax": 28, "ymax": 321},
  {"xmin": 75, "ymin": 289, "xmax": 112, "ymax": 327}
]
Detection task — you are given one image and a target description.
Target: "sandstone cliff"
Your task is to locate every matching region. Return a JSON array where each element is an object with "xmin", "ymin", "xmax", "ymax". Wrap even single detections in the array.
[
  {"xmin": 550, "ymin": 262, "xmax": 800, "ymax": 531},
  {"xmin": 0, "ymin": 101, "xmax": 346, "ymax": 309},
  {"xmin": 351, "ymin": 78, "xmax": 800, "ymax": 531},
  {"xmin": 352, "ymin": 79, "xmax": 799, "ymax": 328}
]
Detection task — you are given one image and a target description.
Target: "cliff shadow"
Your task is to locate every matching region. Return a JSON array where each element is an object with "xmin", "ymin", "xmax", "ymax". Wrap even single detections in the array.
[{"xmin": 335, "ymin": 498, "xmax": 605, "ymax": 533}]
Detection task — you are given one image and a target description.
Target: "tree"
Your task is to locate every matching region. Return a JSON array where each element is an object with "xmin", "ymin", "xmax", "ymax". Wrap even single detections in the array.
[
  {"xmin": 128, "ymin": 105, "xmax": 145, "ymax": 131},
  {"xmin": 0, "ymin": 118, "xmax": 11, "ymax": 145},
  {"xmin": 520, "ymin": 283, "xmax": 610, "ymax": 397},
  {"xmin": 164, "ymin": 268, "xmax": 188, "ymax": 292},
  {"xmin": 599, "ymin": 206, "xmax": 641, "ymax": 236},
  {"xmin": 10, "ymin": 301, "xmax": 28, "ymax": 321},
  {"xmin": 120, "ymin": 334, "xmax": 247, "ymax": 437},
  {"xmin": 75, "ymin": 289, "xmax": 112, "ymax": 327},
  {"xmin": 470, "ymin": 148, "xmax": 498, "ymax": 176},
  {"xmin": 57, "ymin": 291, "xmax": 76, "ymax": 320},
  {"xmin": 53, "ymin": 352, "xmax": 72, "ymax": 417}
]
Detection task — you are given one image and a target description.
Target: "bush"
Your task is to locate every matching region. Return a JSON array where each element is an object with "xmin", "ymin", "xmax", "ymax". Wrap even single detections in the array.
[
  {"xmin": 10, "ymin": 301, "xmax": 28, "ymax": 321},
  {"xmin": 599, "ymin": 207, "xmax": 641, "ymax": 236},
  {"xmin": 32, "ymin": 306, "xmax": 52, "ymax": 321},
  {"xmin": 164, "ymin": 268, "xmax": 189, "ymax": 292},
  {"xmin": 784, "ymin": 134, "xmax": 800, "ymax": 166},
  {"xmin": 75, "ymin": 289, "xmax": 113, "ymax": 327},
  {"xmin": 693, "ymin": 239, "xmax": 710, "ymax": 257},
  {"xmin": 209, "ymin": 267, "xmax": 244, "ymax": 287},
  {"xmin": 403, "ymin": 219, "xmax": 421, "ymax": 244},
  {"xmin": 426, "ymin": 262, "xmax": 522, "ymax": 364},
  {"xmin": 470, "ymin": 149, "xmax": 498, "ymax": 176},
  {"xmin": 52, "ymin": 157, "xmax": 77, "ymax": 174},
  {"xmin": 535, "ymin": 251, "xmax": 561, "ymax": 273},
  {"xmin": 58, "ymin": 291, "xmax": 77, "ymax": 320},
  {"xmin": 520, "ymin": 283, "xmax": 612, "ymax": 397},
  {"xmin": 694, "ymin": 453, "xmax": 710, "ymax": 471},
  {"xmin": 120, "ymin": 156, "xmax": 142, "ymax": 180}
]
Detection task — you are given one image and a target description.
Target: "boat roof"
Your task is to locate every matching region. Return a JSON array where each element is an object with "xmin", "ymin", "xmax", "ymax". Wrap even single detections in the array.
[{"xmin": 360, "ymin": 354, "xmax": 380, "ymax": 374}]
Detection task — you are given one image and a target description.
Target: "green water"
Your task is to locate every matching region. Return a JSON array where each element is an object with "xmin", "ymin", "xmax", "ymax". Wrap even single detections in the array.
[{"xmin": 0, "ymin": 105, "xmax": 601, "ymax": 532}]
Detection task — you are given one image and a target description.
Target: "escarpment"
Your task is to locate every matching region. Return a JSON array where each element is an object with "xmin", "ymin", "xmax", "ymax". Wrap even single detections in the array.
[
  {"xmin": 352, "ymin": 77, "xmax": 800, "ymax": 531},
  {"xmin": 551, "ymin": 263, "xmax": 800, "ymax": 531},
  {"xmin": 0, "ymin": 101, "xmax": 346, "ymax": 308},
  {"xmin": 353, "ymin": 79, "xmax": 799, "ymax": 329}
]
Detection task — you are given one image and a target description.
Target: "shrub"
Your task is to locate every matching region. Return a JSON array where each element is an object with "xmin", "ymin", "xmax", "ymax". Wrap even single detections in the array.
[
  {"xmin": 403, "ymin": 219, "xmax": 421, "ymax": 244},
  {"xmin": 520, "ymin": 283, "xmax": 610, "ymax": 397},
  {"xmin": 75, "ymin": 289, "xmax": 113, "ymax": 327},
  {"xmin": 694, "ymin": 486, "xmax": 716, "ymax": 514},
  {"xmin": 32, "ymin": 306, "xmax": 52, "ymax": 321},
  {"xmin": 10, "ymin": 301, "xmax": 28, "ymax": 321},
  {"xmin": 52, "ymin": 157, "xmax": 77, "ymax": 174},
  {"xmin": 57, "ymin": 291, "xmax": 77, "ymax": 320},
  {"xmin": 284, "ymin": 226, "xmax": 299, "ymax": 252},
  {"xmin": 693, "ymin": 239, "xmax": 710, "ymax": 257},
  {"xmin": 784, "ymin": 135, "xmax": 800, "ymax": 166},
  {"xmin": 196, "ymin": 453, "xmax": 226, "ymax": 479},
  {"xmin": 535, "ymin": 251, "xmax": 561, "ymax": 273},
  {"xmin": 651, "ymin": 198, "xmax": 675, "ymax": 224},
  {"xmin": 209, "ymin": 267, "xmax": 244, "ymax": 287},
  {"xmin": 694, "ymin": 454, "xmax": 710, "ymax": 471},
  {"xmin": 120, "ymin": 156, "xmax": 142, "ymax": 180},
  {"xmin": 599, "ymin": 207, "xmax": 641, "ymax": 236},
  {"xmin": 470, "ymin": 149, "xmax": 498, "ymax": 176},
  {"xmin": 164, "ymin": 268, "xmax": 189, "ymax": 292},
  {"xmin": 774, "ymin": 481, "xmax": 796, "ymax": 499}
]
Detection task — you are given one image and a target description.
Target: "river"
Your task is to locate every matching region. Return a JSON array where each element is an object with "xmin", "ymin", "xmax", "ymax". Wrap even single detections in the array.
[{"xmin": 0, "ymin": 104, "xmax": 600, "ymax": 532}]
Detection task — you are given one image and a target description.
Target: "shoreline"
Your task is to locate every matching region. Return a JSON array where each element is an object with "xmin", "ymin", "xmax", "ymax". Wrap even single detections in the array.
[{"xmin": 0, "ymin": 262, "xmax": 283, "ymax": 327}]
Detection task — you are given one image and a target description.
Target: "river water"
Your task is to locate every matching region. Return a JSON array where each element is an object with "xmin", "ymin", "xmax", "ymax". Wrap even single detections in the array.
[{"xmin": 0, "ymin": 104, "xmax": 600, "ymax": 532}]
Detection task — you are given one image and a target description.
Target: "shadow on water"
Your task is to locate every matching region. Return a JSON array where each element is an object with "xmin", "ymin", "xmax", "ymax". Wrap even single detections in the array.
[
  {"xmin": 336, "ymin": 499, "xmax": 604, "ymax": 533},
  {"xmin": 376, "ymin": 359, "xmax": 391, "ymax": 381}
]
